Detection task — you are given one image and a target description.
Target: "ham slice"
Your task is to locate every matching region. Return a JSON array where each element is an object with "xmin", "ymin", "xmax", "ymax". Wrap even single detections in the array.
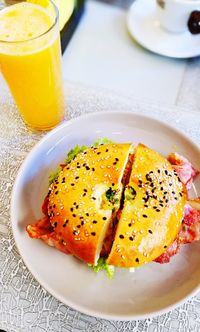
[
  {"xmin": 154, "ymin": 201, "xmax": 200, "ymax": 264},
  {"xmin": 168, "ymin": 152, "xmax": 199, "ymax": 190},
  {"xmin": 26, "ymin": 216, "xmax": 71, "ymax": 255}
]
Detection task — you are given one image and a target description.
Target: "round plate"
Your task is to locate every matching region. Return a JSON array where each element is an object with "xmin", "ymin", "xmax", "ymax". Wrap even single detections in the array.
[
  {"xmin": 11, "ymin": 112, "xmax": 200, "ymax": 321},
  {"xmin": 127, "ymin": 0, "xmax": 200, "ymax": 59}
]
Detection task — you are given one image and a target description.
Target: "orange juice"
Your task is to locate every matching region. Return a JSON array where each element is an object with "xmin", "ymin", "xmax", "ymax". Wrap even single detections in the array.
[{"xmin": 0, "ymin": 2, "xmax": 64, "ymax": 130}]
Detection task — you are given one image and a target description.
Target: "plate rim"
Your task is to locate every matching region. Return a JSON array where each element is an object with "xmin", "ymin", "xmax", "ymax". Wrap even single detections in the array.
[
  {"xmin": 10, "ymin": 110, "xmax": 200, "ymax": 321},
  {"xmin": 127, "ymin": 0, "xmax": 200, "ymax": 59}
]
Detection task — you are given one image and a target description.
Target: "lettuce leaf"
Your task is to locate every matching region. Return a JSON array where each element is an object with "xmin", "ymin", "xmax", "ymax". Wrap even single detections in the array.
[
  {"xmin": 89, "ymin": 257, "xmax": 115, "ymax": 279},
  {"xmin": 64, "ymin": 144, "xmax": 87, "ymax": 164},
  {"xmin": 93, "ymin": 138, "xmax": 114, "ymax": 147}
]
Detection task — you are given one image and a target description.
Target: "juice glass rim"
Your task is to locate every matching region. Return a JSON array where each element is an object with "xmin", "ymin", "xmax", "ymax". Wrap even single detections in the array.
[{"xmin": 0, "ymin": 0, "xmax": 59, "ymax": 44}]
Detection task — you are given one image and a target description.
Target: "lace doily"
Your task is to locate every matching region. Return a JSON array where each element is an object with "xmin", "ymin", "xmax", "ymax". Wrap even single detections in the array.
[{"xmin": 0, "ymin": 79, "xmax": 200, "ymax": 332}]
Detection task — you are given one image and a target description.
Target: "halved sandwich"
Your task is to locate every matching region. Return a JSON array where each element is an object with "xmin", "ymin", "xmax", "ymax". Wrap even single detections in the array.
[{"xmin": 26, "ymin": 141, "xmax": 200, "ymax": 274}]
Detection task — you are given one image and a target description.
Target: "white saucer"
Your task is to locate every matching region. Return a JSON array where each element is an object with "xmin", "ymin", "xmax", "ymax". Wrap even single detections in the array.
[{"xmin": 127, "ymin": 0, "xmax": 200, "ymax": 59}]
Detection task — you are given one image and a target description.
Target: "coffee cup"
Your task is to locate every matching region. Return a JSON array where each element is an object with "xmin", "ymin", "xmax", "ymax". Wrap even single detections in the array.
[{"xmin": 156, "ymin": 0, "xmax": 200, "ymax": 33}]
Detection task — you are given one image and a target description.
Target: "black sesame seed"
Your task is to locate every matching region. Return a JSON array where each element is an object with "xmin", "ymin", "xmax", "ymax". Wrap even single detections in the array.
[
  {"xmin": 91, "ymin": 232, "xmax": 96, "ymax": 236},
  {"xmin": 135, "ymin": 258, "xmax": 139, "ymax": 263},
  {"xmin": 66, "ymin": 167, "xmax": 70, "ymax": 170},
  {"xmin": 172, "ymin": 191, "xmax": 175, "ymax": 194},
  {"xmin": 113, "ymin": 162, "xmax": 117, "ymax": 165},
  {"xmin": 81, "ymin": 221, "xmax": 84, "ymax": 225},
  {"xmin": 115, "ymin": 158, "xmax": 119, "ymax": 161},
  {"xmin": 160, "ymin": 187, "xmax": 163, "ymax": 191},
  {"xmin": 156, "ymin": 209, "xmax": 160, "ymax": 212},
  {"xmin": 54, "ymin": 222, "xmax": 57, "ymax": 228},
  {"xmin": 139, "ymin": 180, "xmax": 142, "ymax": 184},
  {"xmin": 92, "ymin": 197, "xmax": 96, "ymax": 200},
  {"xmin": 92, "ymin": 168, "xmax": 95, "ymax": 171},
  {"xmin": 75, "ymin": 176, "xmax": 79, "ymax": 180},
  {"xmin": 97, "ymin": 152, "xmax": 101, "ymax": 155},
  {"xmin": 55, "ymin": 191, "xmax": 58, "ymax": 195},
  {"xmin": 174, "ymin": 197, "xmax": 178, "ymax": 200},
  {"xmin": 153, "ymin": 195, "xmax": 157, "ymax": 199},
  {"xmin": 92, "ymin": 220, "xmax": 97, "ymax": 224},
  {"xmin": 128, "ymin": 223, "xmax": 132, "ymax": 227},
  {"xmin": 103, "ymin": 217, "xmax": 107, "ymax": 220},
  {"xmin": 77, "ymin": 225, "xmax": 81, "ymax": 229},
  {"xmin": 70, "ymin": 207, "xmax": 73, "ymax": 212},
  {"xmin": 83, "ymin": 193, "xmax": 86, "ymax": 197},
  {"xmin": 129, "ymin": 236, "xmax": 134, "ymax": 241},
  {"xmin": 86, "ymin": 166, "xmax": 90, "ymax": 170},
  {"xmin": 72, "ymin": 214, "xmax": 76, "ymax": 217},
  {"xmin": 164, "ymin": 245, "xmax": 167, "ymax": 249},
  {"xmin": 106, "ymin": 149, "xmax": 109, "ymax": 152},
  {"xmin": 179, "ymin": 192, "xmax": 183, "ymax": 197},
  {"xmin": 83, "ymin": 163, "xmax": 86, "ymax": 167},
  {"xmin": 158, "ymin": 170, "xmax": 161, "ymax": 173},
  {"xmin": 71, "ymin": 183, "xmax": 75, "ymax": 186},
  {"xmin": 165, "ymin": 199, "xmax": 169, "ymax": 203},
  {"xmin": 143, "ymin": 214, "xmax": 148, "ymax": 218},
  {"xmin": 144, "ymin": 204, "xmax": 148, "ymax": 208},
  {"xmin": 62, "ymin": 224, "xmax": 66, "ymax": 228},
  {"xmin": 112, "ymin": 183, "xmax": 115, "ymax": 186},
  {"xmin": 86, "ymin": 213, "xmax": 89, "ymax": 216},
  {"xmin": 148, "ymin": 229, "xmax": 153, "ymax": 234},
  {"xmin": 84, "ymin": 189, "xmax": 87, "ymax": 192},
  {"xmin": 159, "ymin": 181, "xmax": 162, "ymax": 185},
  {"xmin": 73, "ymin": 231, "xmax": 77, "ymax": 235},
  {"xmin": 77, "ymin": 166, "xmax": 80, "ymax": 169},
  {"xmin": 119, "ymin": 234, "xmax": 124, "ymax": 239},
  {"xmin": 165, "ymin": 170, "xmax": 168, "ymax": 175},
  {"xmin": 159, "ymin": 203, "xmax": 164, "ymax": 207},
  {"xmin": 164, "ymin": 191, "xmax": 168, "ymax": 195},
  {"xmin": 76, "ymin": 205, "xmax": 79, "ymax": 209},
  {"xmin": 138, "ymin": 185, "xmax": 142, "ymax": 188}
]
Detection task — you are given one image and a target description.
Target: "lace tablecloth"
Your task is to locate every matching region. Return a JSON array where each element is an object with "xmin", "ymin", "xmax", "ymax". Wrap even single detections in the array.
[{"xmin": 0, "ymin": 75, "xmax": 200, "ymax": 332}]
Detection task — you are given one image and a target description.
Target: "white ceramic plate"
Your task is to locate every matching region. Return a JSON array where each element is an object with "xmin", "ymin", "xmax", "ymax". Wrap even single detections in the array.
[
  {"xmin": 127, "ymin": 0, "xmax": 200, "ymax": 59},
  {"xmin": 11, "ymin": 112, "xmax": 200, "ymax": 321}
]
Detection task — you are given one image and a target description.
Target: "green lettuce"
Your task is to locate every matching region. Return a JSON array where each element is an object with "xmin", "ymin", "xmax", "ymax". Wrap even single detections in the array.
[
  {"xmin": 89, "ymin": 257, "xmax": 115, "ymax": 279},
  {"xmin": 64, "ymin": 144, "xmax": 87, "ymax": 164},
  {"xmin": 93, "ymin": 138, "xmax": 114, "ymax": 146}
]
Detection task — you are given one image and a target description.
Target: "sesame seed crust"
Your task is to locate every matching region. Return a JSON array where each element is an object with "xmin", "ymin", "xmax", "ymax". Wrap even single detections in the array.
[
  {"xmin": 107, "ymin": 144, "xmax": 186, "ymax": 268},
  {"xmin": 48, "ymin": 143, "xmax": 132, "ymax": 265}
]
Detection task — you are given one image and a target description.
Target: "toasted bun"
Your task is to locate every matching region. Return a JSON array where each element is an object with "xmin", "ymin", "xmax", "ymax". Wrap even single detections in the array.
[
  {"xmin": 107, "ymin": 144, "xmax": 186, "ymax": 267},
  {"xmin": 48, "ymin": 143, "xmax": 132, "ymax": 265}
]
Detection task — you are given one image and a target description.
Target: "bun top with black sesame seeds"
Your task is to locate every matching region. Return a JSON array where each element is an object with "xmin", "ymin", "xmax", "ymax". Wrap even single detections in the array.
[
  {"xmin": 107, "ymin": 144, "xmax": 186, "ymax": 268},
  {"xmin": 48, "ymin": 143, "xmax": 132, "ymax": 265}
]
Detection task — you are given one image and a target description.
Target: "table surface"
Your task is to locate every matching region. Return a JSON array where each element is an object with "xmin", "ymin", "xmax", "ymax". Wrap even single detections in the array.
[{"xmin": 0, "ymin": 0, "xmax": 200, "ymax": 331}]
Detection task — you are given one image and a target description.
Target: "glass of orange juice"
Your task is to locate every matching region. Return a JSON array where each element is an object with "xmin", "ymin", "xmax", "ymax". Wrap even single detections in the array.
[{"xmin": 0, "ymin": 0, "xmax": 64, "ymax": 131}]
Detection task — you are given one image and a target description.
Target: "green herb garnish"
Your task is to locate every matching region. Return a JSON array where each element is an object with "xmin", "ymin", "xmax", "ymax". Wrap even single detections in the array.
[
  {"xmin": 125, "ymin": 186, "xmax": 137, "ymax": 201},
  {"xmin": 105, "ymin": 187, "xmax": 117, "ymax": 203}
]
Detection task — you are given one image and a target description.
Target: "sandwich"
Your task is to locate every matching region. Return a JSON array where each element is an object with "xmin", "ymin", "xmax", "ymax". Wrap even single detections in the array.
[{"xmin": 26, "ymin": 141, "xmax": 200, "ymax": 276}]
